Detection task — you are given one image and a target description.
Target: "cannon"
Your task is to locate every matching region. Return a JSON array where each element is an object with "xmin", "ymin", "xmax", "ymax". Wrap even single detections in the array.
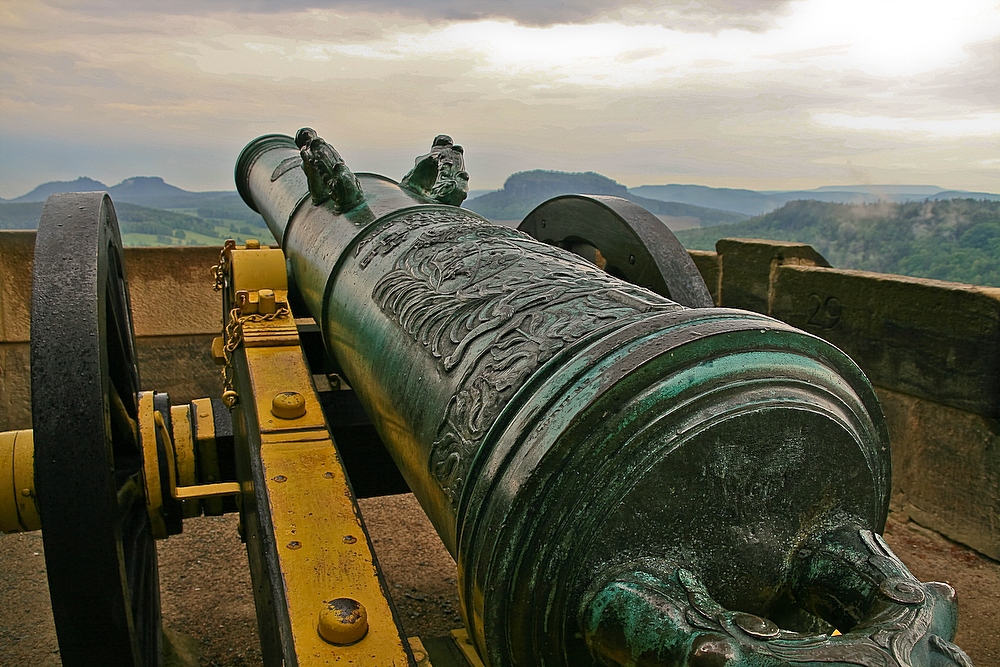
[{"xmin": 0, "ymin": 129, "xmax": 974, "ymax": 667}]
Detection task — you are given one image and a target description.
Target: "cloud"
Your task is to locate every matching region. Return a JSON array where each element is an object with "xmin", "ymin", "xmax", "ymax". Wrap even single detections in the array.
[
  {"xmin": 1, "ymin": 0, "xmax": 999, "ymax": 197},
  {"xmin": 173, "ymin": 0, "xmax": 1000, "ymax": 90},
  {"xmin": 42, "ymin": 0, "xmax": 792, "ymax": 29},
  {"xmin": 813, "ymin": 112, "xmax": 1000, "ymax": 138}
]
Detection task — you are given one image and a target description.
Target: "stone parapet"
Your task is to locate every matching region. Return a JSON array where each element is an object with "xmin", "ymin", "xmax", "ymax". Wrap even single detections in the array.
[{"xmin": 0, "ymin": 232, "xmax": 224, "ymax": 431}]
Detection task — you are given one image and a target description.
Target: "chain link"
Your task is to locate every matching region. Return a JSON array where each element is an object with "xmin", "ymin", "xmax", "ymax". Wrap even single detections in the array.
[
  {"xmin": 211, "ymin": 239, "xmax": 237, "ymax": 292},
  {"xmin": 212, "ymin": 238, "xmax": 291, "ymax": 407},
  {"xmin": 220, "ymin": 303, "xmax": 291, "ymax": 407}
]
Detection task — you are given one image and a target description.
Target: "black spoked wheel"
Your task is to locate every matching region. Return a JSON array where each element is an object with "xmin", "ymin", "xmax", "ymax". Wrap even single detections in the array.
[{"xmin": 31, "ymin": 192, "xmax": 161, "ymax": 666}]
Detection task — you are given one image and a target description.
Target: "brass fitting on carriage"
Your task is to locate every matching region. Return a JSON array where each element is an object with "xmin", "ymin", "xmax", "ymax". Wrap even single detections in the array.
[
  {"xmin": 136, "ymin": 392, "xmax": 242, "ymax": 539},
  {"xmin": 0, "ymin": 430, "xmax": 40, "ymax": 533},
  {"xmin": 211, "ymin": 238, "xmax": 295, "ymax": 409},
  {"xmin": 0, "ymin": 395, "xmax": 239, "ymax": 539}
]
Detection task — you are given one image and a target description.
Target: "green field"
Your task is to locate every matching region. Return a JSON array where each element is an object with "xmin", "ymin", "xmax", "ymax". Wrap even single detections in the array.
[{"xmin": 0, "ymin": 200, "xmax": 270, "ymax": 247}]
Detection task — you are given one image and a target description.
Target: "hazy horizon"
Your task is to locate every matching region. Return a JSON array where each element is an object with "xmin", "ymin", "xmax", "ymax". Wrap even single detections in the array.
[
  {"xmin": 2, "ymin": 0, "xmax": 999, "ymax": 199},
  {"xmin": 3, "ymin": 173, "xmax": 997, "ymax": 202}
]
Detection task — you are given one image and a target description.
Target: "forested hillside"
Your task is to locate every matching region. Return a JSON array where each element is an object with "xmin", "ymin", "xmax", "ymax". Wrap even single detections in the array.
[
  {"xmin": 677, "ymin": 199, "xmax": 1000, "ymax": 287},
  {"xmin": 466, "ymin": 170, "xmax": 748, "ymax": 226},
  {"xmin": 630, "ymin": 183, "xmax": 1000, "ymax": 216}
]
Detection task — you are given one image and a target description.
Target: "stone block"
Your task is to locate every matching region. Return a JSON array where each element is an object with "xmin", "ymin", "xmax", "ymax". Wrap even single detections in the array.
[
  {"xmin": 688, "ymin": 250, "xmax": 720, "ymax": 305},
  {"xmin": 715, "ymin": 238, "xmax": 829, "ymax": 313},
  {"xmin": 878, "ymin": 387, "xmax": 1000, "ymax": 560},
  {"xmin": 771, "ymin": 264, "xmax": 1000, "ymax": 418},
  {"xmin": 0, "ymin": 343, "xmax": 30, "ymax": 431},
  {"xmin": 126, "ymin": 246, "xmax": 224, "ymax": 337},
  {"xmin": 0, "ymin": 232, "xmax": 35, "ymax": 343},
  {"xmin": 136, "ymin": 334, "xmax": 223, "ymax": 406}
]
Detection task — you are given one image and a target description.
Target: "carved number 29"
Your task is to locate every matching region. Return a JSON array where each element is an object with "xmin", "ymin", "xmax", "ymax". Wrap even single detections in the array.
[{"xmin": 806, "ymin": 295, "xmax": 842, "ymax": 329}]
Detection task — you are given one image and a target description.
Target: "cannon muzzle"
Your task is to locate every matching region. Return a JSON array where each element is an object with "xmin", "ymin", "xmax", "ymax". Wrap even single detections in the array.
[{"xmin": 234, "ymin": 131, "xmax": 972, "ymax": 667}]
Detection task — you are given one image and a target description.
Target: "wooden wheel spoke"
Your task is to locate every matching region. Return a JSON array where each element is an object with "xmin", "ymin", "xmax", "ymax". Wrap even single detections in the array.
[
  {"xmin": 109, "ymin": 381, "xmax": 141, "ymax": 455},
  {"xmin": 116, "ymin": 471, "xmax": 145, "ymax": 518}
]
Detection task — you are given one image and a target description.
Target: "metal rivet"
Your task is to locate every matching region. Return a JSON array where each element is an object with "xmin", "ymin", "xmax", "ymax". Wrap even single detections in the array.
[
  {"xmin": 732, "ymin": 612, "xmax": 780, "ymax": 639},
  {"xmin": 21, "ymin": 488, "xmax": 31, "ymax": 497},
  {"xmin": 271, "ymin": 391, "xmax": 306, "ymax": 419},
  {"xmin": 343, "ymin": 535, "xmax": 357, "ymax": 544},
  {"xmin": 287, "ymin": 541, "xmax": 302, "ymax": 550},
  {"xmin": 323, "ymin": 471, "xmax": 334, "ymax": 479},
  {"xmin": 629, "ymin": 254, "xmax": 636, "ymax": 265},
  {"xmin": 273, "ymin": 475, "xmax": 287, "ymax": 483},
  {"xmin": 318, "ymin": 597, "xmax": 368, "ymax": 645},
  {"xmin": 880, "ymin": 579, "xmax": 925, "ymax": 605}
]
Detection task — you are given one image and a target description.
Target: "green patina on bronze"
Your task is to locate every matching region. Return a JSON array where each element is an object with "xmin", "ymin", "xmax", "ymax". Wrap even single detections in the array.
[{"xmin": 235, "ymin": 130, "xmax": 973, "ymax": 667}]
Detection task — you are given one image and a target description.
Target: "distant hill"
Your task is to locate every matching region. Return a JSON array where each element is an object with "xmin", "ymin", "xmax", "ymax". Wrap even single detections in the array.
[
  {"xmin": 628, "ymin": 184, "xmax": 787, "ymax": 217},
  {"xmin": 631, "ymin": 183, "xmax": 1000, "ymax": 216},
  {"xmin": 676, "ymin": 198, "xmax": 1000, "ymax": 287},
  {"xmin": 0, "ymin": 176, "xmax": 269, "ymax": 247},
  {"xmin": 9, "ymin": 175, "xmax": 244, "ymax": 210},
  {"xmin": 465, "ymin": 171, "xmax": 748, "ymax": 227},
  {"xmin": 109, "ymin": 177, "xmax": 245, "ymax": 209},
  {"xmin": 804, "ymin": 185, "xmax": 945, "ymax": 195},
  {"xmin": 11, "ymin": 177, "xmax": 110, "ymax": 203},
  {"xmin": 0, "ymin": 202, "xmax": 50, "ymax": 229}
]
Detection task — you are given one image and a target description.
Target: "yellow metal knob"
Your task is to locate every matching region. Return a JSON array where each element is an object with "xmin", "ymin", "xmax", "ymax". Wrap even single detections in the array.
[
  {"xmin": 271, "ymin": 391, "xmax": 306, "ymax": 419},
  {"xmin": 318, "ymin": 597, "xmax": 368, "ymax": 645}
]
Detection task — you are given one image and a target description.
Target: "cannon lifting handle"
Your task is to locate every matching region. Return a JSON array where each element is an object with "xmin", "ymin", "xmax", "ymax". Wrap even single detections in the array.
[{"xmin": 582, "ymin": 528, "xmax": 973, "ymax": 667}]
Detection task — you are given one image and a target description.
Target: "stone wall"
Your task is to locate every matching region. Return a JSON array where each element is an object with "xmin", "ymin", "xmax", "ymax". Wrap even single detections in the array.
[{"xmin": 0, "ymin": 231, "xmax": 224, "ymax": 431}]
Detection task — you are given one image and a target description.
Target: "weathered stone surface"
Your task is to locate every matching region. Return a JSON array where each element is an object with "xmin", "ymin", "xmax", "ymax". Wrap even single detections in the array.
[
  {"xmin": 0, "ymin": 231, "xmax": 34, "ymax": 344},
  {"xmin": 125, "ymin": 245, "xmax": 223, "ymax": 337},
  {"xmin": 136, "ymin": 334, "xmax": 223, "ymax": 406},
  {"xmin": 0, "ymin": 336, "xmax": 222, "ymax": 430},
  {"xmin": 1, "ymin": 233, "xmax": 38, "ymax": 431},
  {"xmin": 771, "ymin": 264, "xmax": 1000, "ymax": 418},
  {"xmin": 0, "ymin": 343, "xmax": 30, "ymax": 431},
  {"xmin": 0, "ymin": 233, "xmax": 226, "ymax": 429},
  {"xmin": 879, "ymin": 387, "xmax": 1000, "ymax": 561},
  {"xmin": 688, "ymin": 250, "xmax": 720, "ymax": 305},
  {"xmin": 715, "ymin": 238, "xmax": 829, "ymax": 313}
]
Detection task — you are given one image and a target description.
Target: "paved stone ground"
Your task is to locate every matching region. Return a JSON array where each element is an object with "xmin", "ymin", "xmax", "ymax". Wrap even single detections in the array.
[{"xmin": 1, "ymin": 495, "xmax": 997, "ymax": 666}]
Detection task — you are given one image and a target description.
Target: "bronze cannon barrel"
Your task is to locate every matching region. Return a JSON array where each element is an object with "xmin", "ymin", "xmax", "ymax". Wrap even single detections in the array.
[{"xmin": 236, "ymin": 133, "xmax": 969, "ymax": 667}]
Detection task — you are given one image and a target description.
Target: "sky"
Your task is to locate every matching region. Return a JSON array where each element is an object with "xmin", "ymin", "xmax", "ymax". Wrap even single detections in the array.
[{"xmin": 1, "ymin": 0, "xmax": 999, "ymax": 198}]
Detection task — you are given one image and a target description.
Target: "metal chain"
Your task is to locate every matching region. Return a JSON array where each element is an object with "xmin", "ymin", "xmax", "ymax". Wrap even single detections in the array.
[
  {"xmin": 220, "ymin": 303, "xmax": 290, "ymax": 407},
  {"xmin": 213, "ymin": 238, "xmax": 290, "ymax": 407},
  {"xmin": 211, "ymin": 239, "xmax": 237, "ymax": 292}
]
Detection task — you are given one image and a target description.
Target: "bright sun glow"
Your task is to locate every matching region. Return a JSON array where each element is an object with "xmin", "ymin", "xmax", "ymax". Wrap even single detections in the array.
[{"xmin": 199, "ymin": 0, "xmax": 1000, "ymax": 88}]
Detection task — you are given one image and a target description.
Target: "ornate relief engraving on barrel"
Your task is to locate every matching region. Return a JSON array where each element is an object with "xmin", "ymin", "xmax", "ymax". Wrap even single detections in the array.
[{"xmin": 363, "ymin": 209, "xmax": 681, "ymax": 504}]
